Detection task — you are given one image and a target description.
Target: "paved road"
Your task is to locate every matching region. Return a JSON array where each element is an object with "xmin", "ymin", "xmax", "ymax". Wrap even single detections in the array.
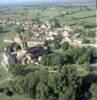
[
  {"xmin": 70, "ymin": 42, "xmax": 97, "ymax": 48},
  {"xmin": 61, "ymin": 39, "xmax": 97, "ymax": 48}
]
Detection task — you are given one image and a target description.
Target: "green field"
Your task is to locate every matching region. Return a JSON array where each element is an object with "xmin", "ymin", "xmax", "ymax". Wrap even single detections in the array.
[
  {"xmin": 0, "ymin": 4, "xmax": 96, "ymax": 91},
  {"xmin": 0, "ymin": 65, "xmax": 11, "ymax": 82},
  {"xmin": 0, "ymin": 5, "xmax": 96, "ymax": 25},
  {"xmin": 0, "ymin": 26, "xmax": 17, "ymax": 51}
]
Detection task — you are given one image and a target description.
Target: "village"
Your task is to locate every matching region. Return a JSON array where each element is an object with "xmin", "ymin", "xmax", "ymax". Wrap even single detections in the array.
[
  {"xmin": 0, "ymin": 18, "xmax": 97, "ymax": 70},
  {"xmin": 0, "ymin": 18, "xmax": 80, "ymax": 67}
]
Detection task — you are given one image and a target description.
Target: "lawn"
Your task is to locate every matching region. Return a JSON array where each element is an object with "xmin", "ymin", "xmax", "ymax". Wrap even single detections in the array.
[
  {"xmin": 0, "ymin": 25, "xmax": 17, "ymax": 51},
  {"xmin": 0, "ymin": 64, "xmax": 11, "ymax": 82},
  {"xmin": 0, "ymin": 93, "xmax": 33, "ymax": 100}
]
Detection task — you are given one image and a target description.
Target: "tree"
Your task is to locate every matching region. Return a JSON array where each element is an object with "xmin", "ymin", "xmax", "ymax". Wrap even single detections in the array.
[
  {"xmin": 60, "ymin": 65, "xmax": 81, "ymax": 89},
  {"xmin": 41, "ymin": 54, "xmax": 51, "ymax": 66},
  {"xmin": 12, "ymin": 71, "xmax": 39, "ymax": 97},
  {"xmin": 66, "ymin": 11, "xmax": 70, "ymax": 15},
  {"xmin": 54, "ymin": 35, "xmax": 62, "ymax": 49},
  {"xmin": 61, "ymin": 42, "xmax": 69, "ymax": 50},
  {"xmin": 10, "ymin": 64, "xmax": 25, "ymax": 76},
  {"xmin": 12, "ymin": 76, "xmax": 24, "ymax": 94},
  {"xmin": 59, "ymin": 87, "xmax": 75, "ymax": 100},
  {"xmin": 50, "ymin": 17, "xmax": 61, "ymax": 29},
  {"xmin": 15, "ymin": 26, "xmax": 24, "ymax": 33},
  {"xmin": 89, "ymin": 83, "xmax": 97, "ymax": 99},
  {"xmin": 82, "ymin": 38, "xmax": 90, "ymax": 43},
  {"xmin": 0, "ymin": 26, "xmax": 3, "ymax": 33},
  {"xmin": 54, "ymin": 18, "xmax": 61, "ymax": 28},
  {"xmin": 48, "ymin": 72, "xmax": 59, "ymax": 95},
  {"xmin": 10, "ymin": 64, "xmax": 32, "ymax": 76},
  {"xmin": 72, "ymin": 46, "xmax": 91, "ymax": 64},
  {"xmin": 36, "ymin": 69, "xmax": 49, "ymax": 100},
  {"xmin": 90, "ymin": 48, "xmax": 97, "ymax": 63},
  {"xmin": 48, "ymin": 65, "xmax": 81, "ymax": 100},
  {"xmin": 42, "ymin": 52, "xmax": 64, "ymax": 66},
  {"xmin": 76, "ymin": 52, "xmax": 90, "ymax": 64},
  {"xmin": 22, "ymin": 72, "xmax": 38, "ymax": 97},
  {"xmin": 32, "ymin": 17, "xmax": 42, "ymax": 24},
  {"xmin": 36, "ymin": 82, "xmax": 48, "ymax": 100}
]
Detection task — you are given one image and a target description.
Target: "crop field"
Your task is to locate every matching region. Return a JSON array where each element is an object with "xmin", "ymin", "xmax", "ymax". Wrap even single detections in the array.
[{"xmin": 0, "ymin": 5, "xmax": 96, "ymax": 24}]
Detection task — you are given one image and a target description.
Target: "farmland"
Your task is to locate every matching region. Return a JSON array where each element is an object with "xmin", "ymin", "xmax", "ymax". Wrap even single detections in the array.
[
  {"xmin": 0, "ymin": 3, "xmax": 96, "ymax": 100},
  {"xmin": 0, "ymin": 3, "xmax": 96, "ymax": 82},
  {"xmin": 0, "ymin": 5, "xmax": 96, "ymax": 26},
  {"xmin": 0, "ymin": 4, "xmax": 96, "ymax": 50}
]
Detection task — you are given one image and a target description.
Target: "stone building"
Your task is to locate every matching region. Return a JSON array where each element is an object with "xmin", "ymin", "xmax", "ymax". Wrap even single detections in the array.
[{"xmin": 0, "ymin": 52, "xmax": 15, "ymax": 69}]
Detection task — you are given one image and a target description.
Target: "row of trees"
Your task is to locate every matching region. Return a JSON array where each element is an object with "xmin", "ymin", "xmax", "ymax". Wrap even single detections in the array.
[
  {"xmin": 0, "ymin": 26, "xmax": 4, "ymax": 34},
  {"xmin": 74, "ymin": 28, "xmax": 96, "ymax": 38},
  {"xmin": 42, "ymin": 42, "xmax": 97, "ymax": 66},
  {"xmin": 0, "ymin": 42, "xmax": 97, "ymax": 99},
  {"xmin": 8, "ymin": 64, "xmax": 81, "ymax": 100},
  {"xmin": 0, "ymin": 63, "xmax": 97, "ymax": 100},
  {"xmin": 3, "ymin": 42, "xmax": 95, "ymax": 100}
]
